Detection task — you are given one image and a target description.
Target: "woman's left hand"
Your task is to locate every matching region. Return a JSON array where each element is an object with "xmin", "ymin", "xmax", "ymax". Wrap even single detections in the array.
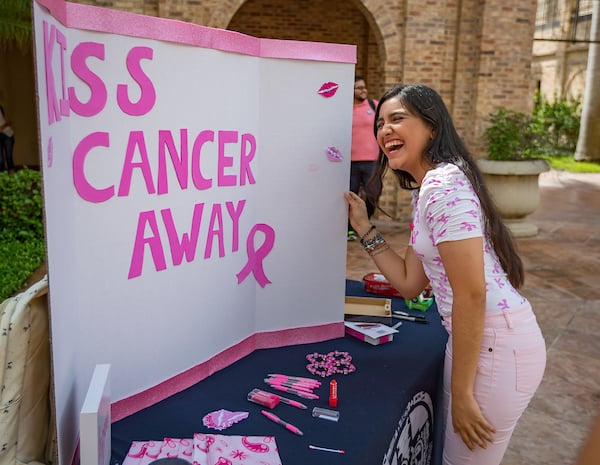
[{"xmin": 452, "ymin": 391, "xmax": 496, "ymax": 450}]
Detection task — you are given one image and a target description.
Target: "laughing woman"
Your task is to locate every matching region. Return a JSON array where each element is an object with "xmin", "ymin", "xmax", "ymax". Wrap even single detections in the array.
[{"xmin": 345, "ymin": 83, "xmax": 546, "ymax": 465}]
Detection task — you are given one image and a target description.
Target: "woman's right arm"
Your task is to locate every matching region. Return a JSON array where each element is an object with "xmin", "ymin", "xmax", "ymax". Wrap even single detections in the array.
[
  {"xmin": 367, "ymin": 244, "xmax": 429, "ymax": 299},
  {"xmin": 345, "ymin": 190, "xmax": 429, "ymax": 298}
]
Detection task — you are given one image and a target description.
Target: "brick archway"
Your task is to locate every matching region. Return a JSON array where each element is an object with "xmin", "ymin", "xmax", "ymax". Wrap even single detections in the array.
[
  {"xmin": 206, "ymin": 0, "xmax": 401, "ymax": 97},
  {"xmin": 357, "ymin": 0, "xmax": 403, "ymax": 90},
  {"xmin": 203, "ymin": 0, "xmax": 407, "ymax": 220}
]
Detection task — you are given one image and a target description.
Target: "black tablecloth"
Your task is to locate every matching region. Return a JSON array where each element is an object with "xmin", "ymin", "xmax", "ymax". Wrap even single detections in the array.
[{"xmin": 110, "ymin": 280, "xmax": 448, "ymax": 465}]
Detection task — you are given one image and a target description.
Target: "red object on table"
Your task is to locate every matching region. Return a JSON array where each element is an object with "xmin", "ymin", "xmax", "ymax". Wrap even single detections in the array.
[
  {"xmin": 362, "ymin": 272, "xmax": 403, "ymax": 298},
  {"xmin": 329, "ymin": 379, "xmax": 338, "ymax": 407}
]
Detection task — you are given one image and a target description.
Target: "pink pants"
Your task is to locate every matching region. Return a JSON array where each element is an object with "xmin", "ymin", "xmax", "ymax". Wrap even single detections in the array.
[{"xmin": 441, "ymin": 303, "xmax": 546, "ymax": 465}]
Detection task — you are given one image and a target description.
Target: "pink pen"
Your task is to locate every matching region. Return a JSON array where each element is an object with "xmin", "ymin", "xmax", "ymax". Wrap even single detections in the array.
[
  {"xmin": 268, "ymin": 381, "xmax": 314, "ymax": 393},
  {"xmin": 268, "ymin": 375, "xmax": 321, "ymax": 387},
  {"xmin": 280, "ymin": 380, "xmax": 317, "ymax": 390},
  {"xmin": 267, "ymin": 374, "xmax": 321, "ymax": 387},
  {"xmin": 266, "ymin": 377, "xmax": 316, "ymax": 388},
  {"xmin": 271, "ymin": 384, "xmax": 319, "ymax": 399},
  {"xmin": 277, "ymin": 395, "xmax": 307, "ymax": 410},
  {"xmin": 261, "ymin": 410, "xmax": 304, "ymax": 436}
]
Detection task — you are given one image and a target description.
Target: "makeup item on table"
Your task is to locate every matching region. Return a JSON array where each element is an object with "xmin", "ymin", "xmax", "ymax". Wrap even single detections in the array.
[
  {"xmin": 265, "ymin": 375, "xmax": 321, "ymax": 392},
  {"xmin": 329, "ymin": 379, "xmax": 338, "ymax": 407},
  {"xmin": 247, "ymin": 389, "xmax": 280, "ymax": 409},
  {"xmin": 276, "ymin": 394, "xmax": 307, "ymax": 410},
  {"xmin": 392, "ymin": 312, "xmax": 428, "ymax": 324},
  {"xmin": 265, "ymin": 379, "xmax": 315, "ymax": 393},
  {"xmin": 391, "ymin": 321, "xmax": 403, "ymax": 330},
  {"xmin": 267, "ymin": 373, "xmax": 322, "ymax": 387},
  {"xmin": 312, "ymin": 407, "xmax": 339, "ymax": 422},
  {"xmin": 260, "ymin": 410, "xmax": 304, "ymax": 436},
  {"xmin": 265, "ymin": 374, "xmax": 320, "ymax": 399},
  {"xmin": 248, "ymin": 388, "xmax": 307, "ymax": 410},
  {"xmin": 392, "ymin": 310, "xmax": 427, "ymax": 320},
  {"xmin": 308, "ymin": 444, "xmax": 345, "ymax": 454},
  {"xmin": 393, "ymin": 315, "xmax": 428, "ymax": 324},
  {"xmin": 270, "ymin": 384, "xmax": 319, "ymax": 400}
]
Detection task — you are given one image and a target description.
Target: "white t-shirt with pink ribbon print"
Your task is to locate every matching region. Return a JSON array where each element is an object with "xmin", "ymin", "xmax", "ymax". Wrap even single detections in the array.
[{"xmin": 410, "ymin": 163, "xmax": 527, "ymax": 318}]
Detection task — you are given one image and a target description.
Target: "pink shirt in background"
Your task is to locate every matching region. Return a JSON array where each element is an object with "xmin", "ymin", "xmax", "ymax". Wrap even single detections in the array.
[{"xmin": 351, "ymin": 99, "xmax": 379, "ymax": 162}]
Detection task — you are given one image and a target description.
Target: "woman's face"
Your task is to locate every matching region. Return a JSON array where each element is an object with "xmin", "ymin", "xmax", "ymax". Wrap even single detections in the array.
[{"xmin": 375, "ymin": 96, "xmax": 433, "ymax": 181}]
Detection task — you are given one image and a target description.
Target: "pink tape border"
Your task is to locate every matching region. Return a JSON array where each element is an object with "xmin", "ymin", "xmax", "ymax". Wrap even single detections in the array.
[
  {"xmin": 35, "ymin": 0, "xmax": 356, "ymax": 63},
  {"xmin": 111, "ymin": 322, "xmax": 344, "ymax": 422}
]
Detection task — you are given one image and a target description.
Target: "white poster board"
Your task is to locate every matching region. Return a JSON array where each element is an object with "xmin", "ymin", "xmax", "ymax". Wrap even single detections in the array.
[
  {"xmin": 80, "ymin": 364, "xmax": 111, "ymax": 465},
  {"xmin": 32, "ymin": 1, "xmax": 355, "ymax": 464}
]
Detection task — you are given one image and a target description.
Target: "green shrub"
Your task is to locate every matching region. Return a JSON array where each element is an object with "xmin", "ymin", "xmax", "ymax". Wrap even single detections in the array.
[
  {"xmin": 484, "ymin": 108, "xmax": 540, "ymax": 160},
  {"xmin": 530, "ymin": 91, "xmax": 581, "ymax": 156},
  {"xmin": 0, "ymin": 168, "xmax": 46, "ymax": 301},
  {"xmin": 0, "ymin": 238, "xmax": 45, "ymax": 301},
  {"xmin": 0, "ymin": 167, "xmax": 44, "ymax": 240},
  {"xmin": 484, "ymin": 92, "xmax": 582, "ymax": 160}
]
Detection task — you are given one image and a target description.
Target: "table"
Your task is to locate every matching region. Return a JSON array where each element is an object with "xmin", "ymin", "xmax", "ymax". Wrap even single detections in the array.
[{"xmin": 110, "ymin": 280, "xmax": 448, "ymax": 465}]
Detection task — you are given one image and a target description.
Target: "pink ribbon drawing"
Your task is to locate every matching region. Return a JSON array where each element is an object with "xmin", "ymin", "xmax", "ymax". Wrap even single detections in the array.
[{"xmin": 236, "ymin": 223, "xmax": 275, "ymax": 288}]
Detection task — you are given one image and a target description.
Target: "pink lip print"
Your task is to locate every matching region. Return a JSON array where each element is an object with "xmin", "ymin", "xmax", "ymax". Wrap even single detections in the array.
[
  {"xmin": 318, "ymin": 81, "xmax": 339, "ymax": 98},
  {"xmin": 326, "ymin": 146, "xmax": 343, "ymax": 162}
]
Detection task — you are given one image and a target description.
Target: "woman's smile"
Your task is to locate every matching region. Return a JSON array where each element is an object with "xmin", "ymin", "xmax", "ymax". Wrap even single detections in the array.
[{"xmin": 376, "ymin": 97, "xmax": 433, "ymax": 180}]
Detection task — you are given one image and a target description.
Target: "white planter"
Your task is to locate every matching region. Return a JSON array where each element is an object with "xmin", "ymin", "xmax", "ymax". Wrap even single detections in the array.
[{"xmin": 477, "ymin": 159, "xmax": 550, "ymax": 237}]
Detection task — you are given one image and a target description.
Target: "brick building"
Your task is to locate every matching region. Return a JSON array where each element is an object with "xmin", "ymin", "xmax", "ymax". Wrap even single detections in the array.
[
  {"xmin": 533, "ymin": 0, "xmax": 593, "ymax": 100},
  {"xmin": 2, "ymin": 0, "xmax": 539, "ymax": 220}
]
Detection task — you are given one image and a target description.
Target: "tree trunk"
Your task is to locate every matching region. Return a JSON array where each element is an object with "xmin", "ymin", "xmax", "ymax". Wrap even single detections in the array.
[{"xmin": 574, "ymin": 0, "xmax": 600, "ymax": 161}]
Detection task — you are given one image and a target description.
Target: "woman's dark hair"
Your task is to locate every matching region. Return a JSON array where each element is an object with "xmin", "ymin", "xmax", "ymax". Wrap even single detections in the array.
[{"xmin": 367, "ymin": 83, "xmax": 524, "ymax": 288}]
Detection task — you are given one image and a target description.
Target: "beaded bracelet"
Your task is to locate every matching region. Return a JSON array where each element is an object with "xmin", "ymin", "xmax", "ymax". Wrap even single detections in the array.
[
  {"xmin": 359, "ymin": 225, "xmax": 376, "ymax": 244},
  {"xmin": 369, "ymin": 244, "xmax": 390, "ymax": 257},
  {"xmin": 362, "ymin": 231, "xmax": 385, "ymax": 253},
  {"xmin": 306, "ymin": 351, "xmax": 356, "ymax": 377}
]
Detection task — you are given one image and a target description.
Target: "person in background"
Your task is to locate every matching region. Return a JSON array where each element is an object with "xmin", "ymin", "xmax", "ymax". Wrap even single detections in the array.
[
  {"xmin": 348, "ymin": 75, "xmax": 381, "ymax": 240},
  {"xmin": 345, "ymin": 83, "xmax": 546, "ymax": 465},
  {"xmin": 0, "ymin": 102, "xmax": 15, "ymax": 173}
]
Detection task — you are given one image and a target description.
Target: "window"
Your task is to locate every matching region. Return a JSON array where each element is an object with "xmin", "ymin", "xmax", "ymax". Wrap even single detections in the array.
[
  {"xmin": 571, "ymin": 0, "xmax": 592, "ymax": 42},
  {"xmin": 535, "ymin": 0, "xmax": 594, "ymax": 43},
  {"xmin": 535, "ymin": 0, "xmax": 560, "ymax": 36}
]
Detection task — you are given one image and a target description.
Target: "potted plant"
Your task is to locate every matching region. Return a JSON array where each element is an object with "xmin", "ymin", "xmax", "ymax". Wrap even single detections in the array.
[{"xmin": 477, "ymin": 107, "xmax": 550, "ymax": 237}]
